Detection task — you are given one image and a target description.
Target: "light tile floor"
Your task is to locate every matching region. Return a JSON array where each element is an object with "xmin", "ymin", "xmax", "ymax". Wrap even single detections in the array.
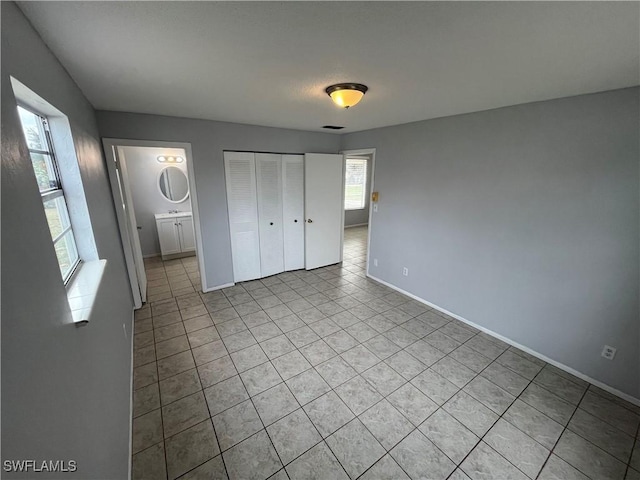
[{"xmin": 132, "ymin": 226, "xmax": 640, "ymax": 480}]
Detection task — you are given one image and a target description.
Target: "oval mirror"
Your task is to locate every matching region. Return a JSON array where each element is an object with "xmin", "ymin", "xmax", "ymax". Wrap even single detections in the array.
[{"xmin": 158, "ymin": 166, "xmax": 189, "ymax": 203}]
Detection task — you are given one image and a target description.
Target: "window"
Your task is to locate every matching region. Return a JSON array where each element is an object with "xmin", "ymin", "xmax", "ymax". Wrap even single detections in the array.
[
  {"xmin": 17, "ymin": 106, "xmax": 80, "ymax": 283},
  {"xmin": 344, "ymin": 157, "xmax": 367, "ymax": 210}
]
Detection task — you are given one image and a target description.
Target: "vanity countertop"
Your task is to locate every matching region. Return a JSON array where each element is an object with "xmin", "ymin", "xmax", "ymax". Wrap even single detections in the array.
[{"xmin": 154, "ymin": 211, "xmax": 192, "ymax": 220}]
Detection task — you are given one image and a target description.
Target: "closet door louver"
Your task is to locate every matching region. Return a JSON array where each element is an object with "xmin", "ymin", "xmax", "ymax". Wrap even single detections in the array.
[
  {"xmin": 282, "ymin": 155, "xmax": 305, "ymax": 271},
  {"xmin": 224, "ymin": 152, "xmax": 262, "ymax": 282},
  {"xmin": 255, "ymin": 153, "xmax": 285, "ymax": 277}
]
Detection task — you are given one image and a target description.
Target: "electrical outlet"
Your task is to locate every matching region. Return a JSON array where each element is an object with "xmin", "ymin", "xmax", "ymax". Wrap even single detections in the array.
[
  {"xmin": 402, "ymin": 267, "xmax": 409, "ymax": 276},
  {"xmin": 373, "ymin": 258, "xmax": 378, "ymax": 267},
  {"xmin": 601, "ymin": 345, "xmax": 616, "ymax": 360}
]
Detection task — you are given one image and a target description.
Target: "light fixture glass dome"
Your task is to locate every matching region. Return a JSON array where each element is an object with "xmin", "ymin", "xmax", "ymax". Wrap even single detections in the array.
[{"xmin": 326, "ymin": 83, "xmax": 368, "ymax": 109}]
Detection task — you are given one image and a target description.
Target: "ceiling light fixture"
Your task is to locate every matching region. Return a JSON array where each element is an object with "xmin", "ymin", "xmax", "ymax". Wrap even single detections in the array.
[{"xmin": 325, "ymin": 83, "xmax": 368, "ymax": 109}]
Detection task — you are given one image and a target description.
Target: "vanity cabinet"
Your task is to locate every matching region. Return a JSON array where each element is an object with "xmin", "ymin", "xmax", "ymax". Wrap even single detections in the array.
[{"xmin": 155, "ymin": 212, "xmax": 196, "ymax": 259}]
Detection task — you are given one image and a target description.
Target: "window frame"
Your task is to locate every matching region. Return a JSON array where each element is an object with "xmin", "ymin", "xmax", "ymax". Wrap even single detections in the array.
[
  {"xmin": 344, "ymin": 156, "xmax": 368, "ymax": 211},
  {"xmin": 17, "ymin": 105, "xmax": 81, "ymax": 284}
]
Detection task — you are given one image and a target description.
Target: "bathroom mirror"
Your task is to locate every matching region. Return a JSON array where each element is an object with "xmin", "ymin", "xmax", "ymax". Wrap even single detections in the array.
[{"xmin": 158, "ymin": 166, "xmax": 189, "ymax": 203}]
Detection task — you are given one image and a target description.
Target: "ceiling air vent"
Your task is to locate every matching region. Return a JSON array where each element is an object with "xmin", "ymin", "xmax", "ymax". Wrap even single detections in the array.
[{"xmin": 322, "ymin": 125, "xmax": 344, "ymax": 130}]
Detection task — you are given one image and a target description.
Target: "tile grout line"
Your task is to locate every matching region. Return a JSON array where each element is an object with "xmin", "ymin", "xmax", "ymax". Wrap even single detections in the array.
[
  {"xmin": 161, "ymin": 260, "xmax": 193, "ymax": 480},
  {"xmin": 235, "ymin": 364, "xmax": 325, "ymax": 479},
  {"xmin": 438, "ymin": 315, "xmax": 638, "ymax": 475},
  {"xmin": 143, "ymin": 293, "xmax": 528, "ymax": 477},
  {"xmin": 457, "ymin": 337, "xmax": 631, "ymax": 479},
  {"xmin": 527, "ymin": 379, "xmax": 638, "ymax": 472},
  {"xmin": 135, "ymin": 233, "xmax": 636, "ymax": 480},
  {"xmin": 143, "ymin": 259, "xmax": 209, "ymax": 479},
  {"xmin": 222, "ymin": 253, "xmax": 404, "ymax": 476},
  {"xmin": 441, "ymin": 357, "xmax": 537, "ymax": 480},
  {"xmin": 141, "ymin": 305, "xmax": 586, "ymax": 479},
  {"xmin": 222, "ymin": 327, "xmax": 307, "ymax": 477},
  {"xmin": 624, "ymin": 423, "xmax": 640, "ymax": 478},
  {"xmin": 535, "ymin": 387, "xmax": 589, "ymax": 480},
  {"xmin": 199, "ymin": 357, "xmax": 232, "ymax": 480},
  {"xmin": 175, "ymin": 258, "xmax": 230, "ymax": 479}
]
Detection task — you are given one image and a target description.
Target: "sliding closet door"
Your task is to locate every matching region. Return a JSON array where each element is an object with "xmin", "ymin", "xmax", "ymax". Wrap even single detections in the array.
[
  {"xmin": 224, "ymin": 152, "xmax": 262, "ymax": 282},
  {"xmin": 282, "ymin": 155, "xmax": 305, "ymax": 271},
  {"xmin": 256, "ymin": 153, "xmax": 285, "ymax": 277},
  {"xmin": 305, "ymin": 153, "xmax": 345, "ymax": 270}
]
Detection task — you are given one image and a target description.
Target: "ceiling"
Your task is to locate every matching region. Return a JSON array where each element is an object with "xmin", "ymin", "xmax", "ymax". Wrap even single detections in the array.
[{"xmin": 17, "ymin": 2, "xmax": 639, "ymax": 133}]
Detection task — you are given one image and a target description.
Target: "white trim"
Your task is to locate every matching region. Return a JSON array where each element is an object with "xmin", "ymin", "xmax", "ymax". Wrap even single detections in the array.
[
  {"xmin": 340, "ymin": 154, "xmax": 346, "ymax": 263},
  {"xmin": 67, "ymin": 259, "xmax": 107, "ymax": 324},
  {"xmin": 127, "ymin": 309, "xmax": 134, "ymax": 480},
  {"xmin": 102, "ymin": 139, "xmax": 208, "ymax": 294},
  {"xmin": 102, "ymin": 142, "xmax": 142, "ymax": 308},
  {"xmin": 344, "ymin": 223, "xmax": 368, "ymax": 229},
  {"xmin": 340, "ymin": 148, "xmax": 376, "ymax": 276},
  {"xmin": 202, "ymin": 282, "xmax": 235, "ymax": 293},
  {"xmin": 184, "ymin": 142, "xmax": 207, "ymax": 293},
  {"xmin": 367, "ymin": 272, "xmax": 640, "ymax": 407}
]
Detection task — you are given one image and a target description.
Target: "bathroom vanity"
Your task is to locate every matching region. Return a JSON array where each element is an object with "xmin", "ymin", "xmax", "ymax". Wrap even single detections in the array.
[{"xmin": 155, "ymin": 212, "xmax": 196, "ymax": 259}]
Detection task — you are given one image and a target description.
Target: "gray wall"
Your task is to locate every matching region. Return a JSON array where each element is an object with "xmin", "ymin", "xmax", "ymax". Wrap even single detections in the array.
[
  {"xmin": 96, "ymin": 111, "xmax": 342, "ymax": 289},
  {"xmin": 120, "ymin": 146, "xmax": 192, "ymax": 256},
  {"xmin": 341, "ymin": 88, "xmax": 640, "ymax": 398},
  {"xmin": 1, "ymin": 2, "xmax": 134, "ymax": 478},
  {"xmin": 344, "ymin": 154, "xmax": 372, "ymax": 227}
]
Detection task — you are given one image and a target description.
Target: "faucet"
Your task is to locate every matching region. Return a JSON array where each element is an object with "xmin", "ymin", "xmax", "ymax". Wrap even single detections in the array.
[{"xmin": 169, "ymin": 209, "xmax": 179, "ymax": 214}]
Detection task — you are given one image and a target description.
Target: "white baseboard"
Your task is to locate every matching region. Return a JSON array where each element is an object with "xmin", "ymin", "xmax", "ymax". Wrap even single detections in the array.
[
  {"xmin": 202, "ymin": 282, "xmax": 235, "ymax": 293},
  {"xmin": 142, "ymin": 253, "xmax": 160, "ymax": 259},
  {"xmin": 367, "ymin": 274, "xmax": 640, "ymax": 407},
  {"xmin": 345, "ymin": 223, "xmax": 368, "ymax": 229}
]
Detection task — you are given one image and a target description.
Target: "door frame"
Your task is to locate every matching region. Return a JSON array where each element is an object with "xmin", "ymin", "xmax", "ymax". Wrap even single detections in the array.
[
  {"xmin": 340, "ymin": 148, "xmax": 376, "ymax": 277},
  {"xmin": 104, "ymin": 144, "xmax": 143, "ymax": 308},
  {"xmin": 102, "ymin": 138, "xmax": 208, "ymax": 304},
  {"xmin": 114, "ymin": 145, "xmax": 147, "ymax": 305}
]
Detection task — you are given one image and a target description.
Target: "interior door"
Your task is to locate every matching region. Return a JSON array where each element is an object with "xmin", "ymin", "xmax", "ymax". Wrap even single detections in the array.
[
  {"xmin": 304, "ymin": 153, "xmax": 345, "ymax": 270},
  {"xmin": 114, "ymin": 147, "xmax": 147, "ymax": 303},
  {"xmin": 224, "ymin": 152, "xmax": 262, "ymax": 282},
  {"xmin": 255, "ymin": 153, "xmax": 285, "ymax": 277},
  {"xmin": 282, "ymin": 154, "xmax": 305, "ymax": 271}
]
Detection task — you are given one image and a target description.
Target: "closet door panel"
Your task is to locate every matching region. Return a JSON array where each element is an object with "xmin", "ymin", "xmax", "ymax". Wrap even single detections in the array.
[
  {"xmin": 282, "ymin": 155, "xmax": 305, "ymax": 271},
  {"xmin": 304, "ymin": 153, "xmax": 345, "ymax": 270},
  {"xmin": 224, "ymin": 152, "xmax": 261, "ymax": 282},
  {"xmin": 256, "ymin": 153, "xmax": 284, "ymax": 278}
]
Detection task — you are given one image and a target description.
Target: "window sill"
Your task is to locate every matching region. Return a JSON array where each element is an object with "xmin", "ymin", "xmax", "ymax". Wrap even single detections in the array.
[{"xmin": 67, "ymin": 259, "xmax": 107, "ymax": 324}]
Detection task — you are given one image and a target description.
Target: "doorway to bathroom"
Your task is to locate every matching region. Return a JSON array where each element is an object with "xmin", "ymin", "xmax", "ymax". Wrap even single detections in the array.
[{"xmin": 103, "ymin": 139, "xmax": 206, "ymax": 308}]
